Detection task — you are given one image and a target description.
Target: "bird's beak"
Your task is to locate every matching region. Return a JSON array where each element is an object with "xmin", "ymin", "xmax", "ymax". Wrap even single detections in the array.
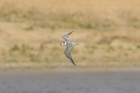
[{"xmin": 60, "ymin": 43, "xmax": 62, "ymax": 45}]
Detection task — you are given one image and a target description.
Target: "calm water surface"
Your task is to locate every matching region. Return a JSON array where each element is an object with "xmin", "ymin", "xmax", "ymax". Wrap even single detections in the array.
[{"xmin": 0, "ymin": 70, "xmax": 140, "ymax": 93}]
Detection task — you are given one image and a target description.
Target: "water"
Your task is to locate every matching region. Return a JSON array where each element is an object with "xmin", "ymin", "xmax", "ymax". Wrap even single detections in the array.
[{"xmin": 0, "ymin": 70, "xmax": 140, "ymax": 93}]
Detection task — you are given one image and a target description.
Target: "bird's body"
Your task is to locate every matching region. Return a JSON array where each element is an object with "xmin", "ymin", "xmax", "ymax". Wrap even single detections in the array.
[{"xmin": 60, "ymin": 31, "xmax": 79, "ymax": 66}]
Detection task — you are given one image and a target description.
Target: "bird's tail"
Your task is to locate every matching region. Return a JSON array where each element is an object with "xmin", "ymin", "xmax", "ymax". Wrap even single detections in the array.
[{"xmin": 72, "ymin": 42, "xmax": 79, "ymax": 46}]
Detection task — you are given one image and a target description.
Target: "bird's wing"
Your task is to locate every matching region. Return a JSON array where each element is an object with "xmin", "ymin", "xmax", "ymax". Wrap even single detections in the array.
[
  {"xmin": 64, "ymin": 46, "xmax": 76, "ymax": 66},
  {"xmin": 62, "ymin": 31, "xmax": 74, "ymax": 41}
]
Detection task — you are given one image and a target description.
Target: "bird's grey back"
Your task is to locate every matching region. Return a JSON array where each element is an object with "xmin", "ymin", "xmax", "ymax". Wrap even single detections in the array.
[{"xmin": 66, "ymin": 41, "xmax": 72, "ymax": 46}]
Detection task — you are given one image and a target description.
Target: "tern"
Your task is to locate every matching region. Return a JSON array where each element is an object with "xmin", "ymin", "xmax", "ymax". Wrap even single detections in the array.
[{"xmin": 60, "ymin": 31, "xmax": 79, "ymax": 66}]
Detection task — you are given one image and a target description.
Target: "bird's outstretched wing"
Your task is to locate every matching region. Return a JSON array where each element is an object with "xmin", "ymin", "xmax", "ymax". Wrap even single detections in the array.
[
  {"xmin": 62, "ymin": 31, "xmax": 74, "ymax": 41},
  {"xmin": 64, "ymin": 46, "xmax": 76, "ymax": 66}
]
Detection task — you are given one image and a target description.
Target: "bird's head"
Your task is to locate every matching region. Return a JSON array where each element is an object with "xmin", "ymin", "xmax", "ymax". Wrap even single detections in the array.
[{"xmin": 60, "ymin": 42, "xmax": 66, "ymax": 46}]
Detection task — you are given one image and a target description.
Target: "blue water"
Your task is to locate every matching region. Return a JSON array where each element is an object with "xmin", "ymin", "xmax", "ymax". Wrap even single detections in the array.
[{"xmin": 0, "ymin": 70, "xmax": 140, "ymax": 93}]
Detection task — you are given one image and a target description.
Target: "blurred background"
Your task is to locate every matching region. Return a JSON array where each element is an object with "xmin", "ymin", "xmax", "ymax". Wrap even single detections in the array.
[
  {"xmin": 0, "ymin": 0, "xmax": 140, "ymax": 93},
  {"xmin": 0, "ymin": 0, "xmax": 140, "ymax": 69}
]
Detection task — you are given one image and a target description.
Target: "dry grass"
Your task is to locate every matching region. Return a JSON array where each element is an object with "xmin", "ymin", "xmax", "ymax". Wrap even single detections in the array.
[
  {"xmin": 0, "ymin": 26, "xmax": 140, "ymax": 68},
  {"xmin": 0, "ymin": 0, "xmax": 140, "ymax": 69},
  {"xmin": 0, "ymin": 0, "xmax": 140, "ymax": 29}
]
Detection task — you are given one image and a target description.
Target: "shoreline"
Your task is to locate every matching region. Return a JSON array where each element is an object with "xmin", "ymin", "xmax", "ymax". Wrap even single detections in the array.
[{"xmin": 1, "ymin": 62, "xmax": 140, "ymax": 72}]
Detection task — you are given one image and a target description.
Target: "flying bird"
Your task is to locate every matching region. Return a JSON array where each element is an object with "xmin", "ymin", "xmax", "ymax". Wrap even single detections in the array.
[{"xmin": 60, "ymin": 31, "xmax": 79, "ymax": 66}]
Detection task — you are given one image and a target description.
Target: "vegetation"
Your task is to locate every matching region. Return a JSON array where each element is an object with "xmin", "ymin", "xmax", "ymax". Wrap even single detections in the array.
[{"xmin": 0, "ymin": 0, "xmax": 140, "ymax": 69}]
